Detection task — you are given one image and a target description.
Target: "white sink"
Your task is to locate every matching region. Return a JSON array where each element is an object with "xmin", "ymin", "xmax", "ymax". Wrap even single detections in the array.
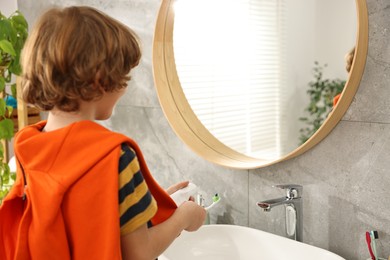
[{"xmin": 160, "ymin": 225, "xmax": 345, "ymax": 260}]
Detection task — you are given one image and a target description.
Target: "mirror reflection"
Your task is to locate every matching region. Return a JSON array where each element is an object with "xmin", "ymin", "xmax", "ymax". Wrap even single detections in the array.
[{"xmin": 172, "ymin": 0, "xmax": 356, "ymax": 159}]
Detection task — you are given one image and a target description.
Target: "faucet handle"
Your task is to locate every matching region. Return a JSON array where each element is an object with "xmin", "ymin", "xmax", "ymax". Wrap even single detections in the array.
[{"xmin": 273, "ymin": 184, "xmax": 303, "ymax": 198}]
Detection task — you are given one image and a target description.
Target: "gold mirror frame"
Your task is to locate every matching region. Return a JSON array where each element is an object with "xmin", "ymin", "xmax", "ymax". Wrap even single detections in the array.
[{"xmin": 153, "ymin": 0, "xmax": 368, "ymax": 169}]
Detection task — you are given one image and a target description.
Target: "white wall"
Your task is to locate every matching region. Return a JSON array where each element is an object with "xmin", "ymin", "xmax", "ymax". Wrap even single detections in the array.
[
  {"xmin": 2, "ymin": 0, "xmax": 18, "ymax": 16},
  {"xmin": 283, "ymin": 0, "xmax": 356, "ymax": 153},
  {"xmin": 316, "ymin": 0, "xmax": 356, "ymax": 78}
]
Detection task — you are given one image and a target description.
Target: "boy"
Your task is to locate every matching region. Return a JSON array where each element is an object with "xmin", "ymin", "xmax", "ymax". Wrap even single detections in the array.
[{"xmin": 1, "ymin": 6, "xmax": 205, "ymax": 260}]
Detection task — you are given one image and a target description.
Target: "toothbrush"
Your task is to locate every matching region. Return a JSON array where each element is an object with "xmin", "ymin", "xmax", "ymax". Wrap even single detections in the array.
[
  {"xmin": 370, "ymin": 231, "xmax": 379, "ymax": 260},
  {"xmin": 204, "ymin": 193, "xmax": 221, "ymax": 211},
  {"xmin": 366, "ymin": 231, "xmax": 375, "ymax": 260}
]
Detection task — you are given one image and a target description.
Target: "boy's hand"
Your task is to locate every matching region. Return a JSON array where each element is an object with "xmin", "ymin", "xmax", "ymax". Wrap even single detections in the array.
[{"xmin": 176, "ymin": 201, "xmax": 206, "ymax": 232}]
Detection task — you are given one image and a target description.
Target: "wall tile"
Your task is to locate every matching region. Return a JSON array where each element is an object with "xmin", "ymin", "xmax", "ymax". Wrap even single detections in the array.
[{"xmin": 249, "ymin": 120, "xmax": 390, "ymax": 259}]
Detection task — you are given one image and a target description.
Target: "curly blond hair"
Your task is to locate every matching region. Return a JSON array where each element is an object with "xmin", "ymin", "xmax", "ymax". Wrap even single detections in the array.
[
  {"xmin": 21, "ymin": 6, "xmax": 141, "ymax": 112},
  {"xmin": 345, "ymin": 46, "xmax": 355, "ymax": 73}
]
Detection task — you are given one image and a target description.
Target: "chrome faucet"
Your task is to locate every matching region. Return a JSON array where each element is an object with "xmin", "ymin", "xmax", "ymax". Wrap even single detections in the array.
[{"xmin": 257, "ymin": 184, "xmax": 303, "ymax": 242}]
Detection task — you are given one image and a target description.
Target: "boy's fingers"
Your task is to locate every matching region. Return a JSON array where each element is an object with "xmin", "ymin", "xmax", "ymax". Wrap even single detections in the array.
[{"xmin": 166, "ymin": 181, "xmax": 189, "ymax": 195}]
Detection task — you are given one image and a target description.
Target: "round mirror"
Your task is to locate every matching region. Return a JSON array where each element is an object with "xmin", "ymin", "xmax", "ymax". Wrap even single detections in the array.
[{"xmin": 153, "ymin": 0, "xmax": 368, "ymax": 169}]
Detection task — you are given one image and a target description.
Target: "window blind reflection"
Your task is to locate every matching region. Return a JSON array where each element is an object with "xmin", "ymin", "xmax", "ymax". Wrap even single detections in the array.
[{"xmin": 173, "ymin": 0, "xmax": 286, "ymax": 159}]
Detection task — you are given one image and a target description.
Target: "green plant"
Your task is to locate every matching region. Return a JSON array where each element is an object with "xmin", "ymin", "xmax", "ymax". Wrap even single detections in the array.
[
  {"xmin": 299, "ymin": 62, "xmax": 346, "ymax": 145},
  {"xmin": 0, "ymin": 10, "xmax": 28, "ymax": 203}
]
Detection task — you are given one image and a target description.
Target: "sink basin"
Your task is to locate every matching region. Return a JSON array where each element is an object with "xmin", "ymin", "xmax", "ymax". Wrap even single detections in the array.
[{"xmin": 160, "ymin": 225, "xmax": 345, "ymax": 260}]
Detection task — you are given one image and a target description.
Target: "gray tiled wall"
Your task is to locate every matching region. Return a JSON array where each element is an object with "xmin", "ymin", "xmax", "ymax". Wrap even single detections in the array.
[{"xmin": 18, "ymin": 0, "xmax": 389, "ymax": 259}]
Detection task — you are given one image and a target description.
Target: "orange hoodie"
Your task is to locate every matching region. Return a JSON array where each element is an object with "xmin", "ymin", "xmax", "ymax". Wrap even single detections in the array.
[{"xmin": 0, "ymin": 121, "xmax": 177, "ymax": 260}]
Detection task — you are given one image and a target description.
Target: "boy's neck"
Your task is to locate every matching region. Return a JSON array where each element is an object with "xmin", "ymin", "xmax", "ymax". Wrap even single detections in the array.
[{"xmin": 43, "ymin": 109, "xmax": 94, "ymax": 132}]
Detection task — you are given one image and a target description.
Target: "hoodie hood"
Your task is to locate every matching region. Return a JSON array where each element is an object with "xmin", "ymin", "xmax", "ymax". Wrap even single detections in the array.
[{"xmin": 14, "ymin": 120, "xmax": 128, "ymax": 188}]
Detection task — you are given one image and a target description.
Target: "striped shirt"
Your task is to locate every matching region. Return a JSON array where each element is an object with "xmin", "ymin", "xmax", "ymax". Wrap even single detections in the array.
[{"xmin": 118, "ymin": 143, "xmax": 157, "ymax": 235}]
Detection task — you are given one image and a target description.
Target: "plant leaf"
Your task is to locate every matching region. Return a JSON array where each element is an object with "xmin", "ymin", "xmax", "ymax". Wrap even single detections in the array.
[
  {"xmin": 10, "ymin": 12, "xmax": 28, "ymax": 30},
  {"xmin": 0, "ymin": 77, "xmax": 5, "ymax": 92},
  {"xmin": 0, "ymin": 118, "xmax": 14, "ymax": 140},
  {"xmin": 299, "ymin": 61, "xmax": 346, "ymax": 145},
  {"xmin": 0, "ymin": 39, "xmax": 16, "ymax": 56},
  {"xmin": 6, "ymin": 106, "xmax": 13, "ymax": 117},
  {"xmin": 0, "ymin": 98, "xmax": 6, "ymax": 116},
  {"xmin": 11, "ymin": 83, "xmax": 17, "ymax": 97},
  {"xmin": 0, "ymin": 19, "xmax": 12, "ymax": 41},
  {"xmin": 8, "ymin": 52, "xmax": 22, "ymax": 75},
  {"xmin": 0, "ymin": 142, "xmax": 3, "ymax": 159}
]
